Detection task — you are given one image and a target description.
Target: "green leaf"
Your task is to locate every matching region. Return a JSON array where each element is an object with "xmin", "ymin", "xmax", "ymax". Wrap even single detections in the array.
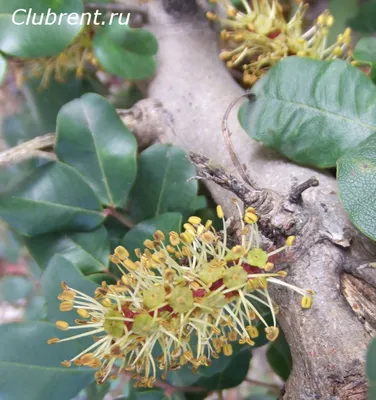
[
  {"xmin": 327, "ymin": 0, "xmax": 357, "ymax": 44},
  {"xmin": 195, "ymin": 348, "xmax": 252, "ymax": 390},
  {"xmin": 239, "ymin": 57, "xmax": 376, "ymax": 168},
  {"xmin": 121, "ymin": 213, "xmax": 182, "ymax": 261},
  {"xmin": 0, "ymin": 228, "xmax": 23, "ymax": 263},
  {"xmin": 56, "ymin": 93, "xmax": 137, "ymax": 206},
  {"xmin": 3, "ymin": 74, "xmax": 104, "ymax": 147},
  {"xmin": 86, "ymin": 381, "xmax": 111, "ymax": 400},
  {"xmin": 0, "ymin": 53, "xmax": 7, "ymax": 84},
  {"xmin": 266, "ymin": 330, "xmax": 292, "ymax": 381},
  {"xmin": 25, "ymin": 296, "xmax": 46, "ymax": 321},
  {"xmin": 353, "ymin": 37, "xmax": 376, "ymax": 64},
  {"xmin": 353, "ymin": 37, "xmax": 376, "ymax": 83},
  {"xmin": 93, "ymin": 21, "xmax": 157, "ymax": 80},
  {"xmin": 25, "ymin": 225, "xmax": 110, "ymax": 273},
  {"xmin": 0, "ymin": 161, "xmax": 104, "ymax": 236},
  {"xmin": 349, "ymin": 0, "xmax": 376, "ymax": 33},
  {"xmin": 0, "ymin": 276, "xmax": 33, "ymax": 302},
  {"xmin": 337, "ymin": 132, "xmax": 376, "ymax": 241},
  {"xmin": 367, "ymin": 338, "xmax": 376, "ymax": 399},
  {"xmin": 129, "ymin": 144, "xmax": 198, "ymax": 221},
  {"xmin": 86, "ymin": 272, "xmax": 117, "ymax": 286},
  {"xmin": 0, "ymin": 0, "xmax": 84, "ymax": 58},
  {"xmin": 41, "ymin": 254, "xmax": 99, "ymax": 326},
  {"xmin": 0, "ymin": 321, "xmax": 93, "ymax": 400}
]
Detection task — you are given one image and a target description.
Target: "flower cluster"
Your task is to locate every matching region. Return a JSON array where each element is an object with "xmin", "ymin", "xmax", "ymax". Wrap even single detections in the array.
[
  {"xmin": 207, "ymin": 0, "xmax": 352, "ymax": 86},
  {"xmin": 49, "ymin": 201, "xmax": 313, "ymax": 386},
  {"xmin": 14, "ymin": 27, "xmax": 98, "ymax": 88}
]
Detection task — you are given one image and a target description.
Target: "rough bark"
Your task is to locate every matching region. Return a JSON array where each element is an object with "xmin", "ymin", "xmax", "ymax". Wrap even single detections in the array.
[{"xmin": 141, "ymin": 1, "xmax": 376, "ymax": 399}]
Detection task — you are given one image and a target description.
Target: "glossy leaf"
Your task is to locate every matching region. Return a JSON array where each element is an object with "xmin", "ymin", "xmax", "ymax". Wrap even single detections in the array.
[
  {"xmin": 349, "ymin": 0, "xmax": 376, "ymax": 33},
  {"xmin": 0, "ymin": 0, "xmax": 84, "ymax": 58},
  {"xmin": 353, "ymin": 37, "xmax": 376, "ymax": 64},
  {"xmin": 42, "ymin": 254, "xmax": 98, "ymax": 326},
  {"xmin": 56, "ymin": 94, "xmax": 137, "ymax": 206},
  {"xmin": 129, "ymin": 144, "xmax": 198, "ymax": 221},
  {"xmin": 24, "ymin": 296, "xmax": 46, "ymax": 321},
  {"xmin": 367, "ymin": 338, "xmax": 376, "ymax": 399},
  {"xmin": 337, "ymin": 132, "xmax": 376, "ymax": 241},
  {"xmin": 0, "ymin": 162, "xmax": 104, "ymax": 236},
  {"xmin": 353, "ymin": 37, "xmax": 376, "ymax": 83},
  {"xmin": 0, "ymin": 53, "xmax": 7, "ymax": 84},
  {"xmin": 195, "ymin": 348, "xmax": 252, "ymax": 390},
  {"xmin": 25, "ymin": 225, "xmax": 110, "ymax": 274},
  {"xmin": 121, "ymin": 213, "xmax": 182, "ymax": 261},
  {"xmin": 266, "ymin": 330, "xmax": 292, "ymax": 381},
  {"xmin": 0, "ymin": 276, "xmax": 33, "ymax": 302},
  {"xmin": 86, "ymin": 381, "xmax": 111, "ymax": 400},
  {"xmin": 239, "ymin": 57, "xmax": 376, "ymax": 168},
  {"xmin": 93, "ymin": 21, "xmax": 157, "ymax": 80},
  {"xmin": 3, "ymin": 74, "xmax": 100, "ymax": 147},
  {"xmin": 0, "ymin": 321, "xmax": 93, "ymax": 400}
]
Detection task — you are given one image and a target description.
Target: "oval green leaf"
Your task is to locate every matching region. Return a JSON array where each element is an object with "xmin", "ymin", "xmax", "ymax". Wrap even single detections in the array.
[
  {"xmin": 56, "ymin": 93, "xmax": 137, "ymax": 206},
  {"xmin": 93, "ymin": 21, "xmax": 157, "ymax": 80},
  {"xmin": 121, "ymin": 213, "xmax": 182, "ymax": 261},
  {"xmin": 25, "ymin": 225, "xmax": 110, "ymax": 274},
  {"xmin": 0, "ymin": 161, "xmax": 104, "ymax": 236},
  {"xmin": 266, "ymin": 330, "xmax": 292, "ymax": 381},
  {"xmin": 337, "ymin": 132, "xmax": 376, "ymax": 241},
  {"xmin": 129, "ymin": 144, "xmax": 198, "ymax": 221},
  {"xmin": 42, "ymin": 254, "xmax": 99, "ymax": 326},
  {"xmin": 0, "ymin": 321, "xmax": 93, "ymax": 400},
  {"xmin": 0, "ymin": 0, "xmax": 84, "ymax": 58},
  {"xmin": 239, "ymin": 57, "xmax": 376, "ymax": 168}
]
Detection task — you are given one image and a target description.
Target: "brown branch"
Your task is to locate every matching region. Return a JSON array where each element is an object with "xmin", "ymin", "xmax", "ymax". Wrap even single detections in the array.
[
  {"xmin": 0, "ymin": 134, "xmax": 56, "ymax": 167},
  {"xmin": 289, "ymin": 177, "xmax": 319, "ymax": 204},
  {"xmin": 221, "ymin": 92, "xmax": 260, "ymax": 191},
  {"xmin": 244, "ymin": 378, "xmax": 281, "ymax": 393}
]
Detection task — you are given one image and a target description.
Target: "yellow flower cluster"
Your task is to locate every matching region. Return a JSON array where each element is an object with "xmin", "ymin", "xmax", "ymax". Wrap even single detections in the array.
[
  {"xmin": 49, "ymin": 200, "xmax": 313, "ymax": 386},
  {"xmin": 207, "ymin": 0, "xmax": 352, "ymax": 86},
  {"xmin": 15, "ymin": 27, "xmax": 98, "ymax": 88}
]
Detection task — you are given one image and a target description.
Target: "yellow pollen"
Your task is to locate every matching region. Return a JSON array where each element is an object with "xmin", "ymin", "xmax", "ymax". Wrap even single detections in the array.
[
  {"xmin": 301, "ymin": 295, "xmax": 313, "ymax": 309},
  {"xmin": 114, "ymin": 246, "xmax": 129, "ymax": 260},
  {"xmin": 47, "ymin": 337, "xmax": 60, "ymax": 344},
  {"xmin": 59, "ymin": 301, "xmax": 73, "ymax": 312},
  {"xmin": 188, "ymin": 216, "xmax": 201, "ymax": 225},
  {"xmin": 216, "ymin": 205, "xmax": 224, "ymax": 219},
  {"xmin": 56, "ymin": 321, "xmax": 69, "ymax": 330}
]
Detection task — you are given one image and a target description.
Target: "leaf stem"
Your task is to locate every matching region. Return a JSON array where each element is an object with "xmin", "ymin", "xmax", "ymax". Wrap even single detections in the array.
[{"xmin": 103, "ymin": 208, "xmax": 135, "ymax": 228}]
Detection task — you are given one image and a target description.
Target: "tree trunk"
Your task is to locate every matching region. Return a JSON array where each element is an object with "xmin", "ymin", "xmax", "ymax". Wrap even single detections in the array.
[{"xmin": 142, "ymin": 1, "xmax": 376, "ymax": 399}]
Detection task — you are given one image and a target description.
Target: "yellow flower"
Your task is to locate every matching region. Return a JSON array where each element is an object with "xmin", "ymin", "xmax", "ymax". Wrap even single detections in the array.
[
  {"xmin": 49, "ymin": 200, "xmax": 313, "ymax": 386},
  {"xmin": 208, "ymin": 0, "xmax": 352, "ymax": 85}
]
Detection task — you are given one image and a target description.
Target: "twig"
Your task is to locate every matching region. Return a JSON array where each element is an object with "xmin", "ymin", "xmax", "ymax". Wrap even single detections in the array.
[
  {"xmin": 84, "ymin": 2, "xmax": 148, "ymax": 23},
  {"xmin": 103, "ymin": 207, "xmax": 135, "ymax": 228},
  {"xmin": 221, "ymin": 92, "xmax": 260, "ymax": 191},
  {"xmin": 289, "ymin": 177, "xmax": 319, "ymax": 204},
  {"xmin": 245, "ymin": 378, "xmax": 281, "ymax": 393},
  {"xmin": 0, "ymin": 133, "xmax": 56, "ymax": 167},
  {"xmin": 189, "ymin": 152, "xmax": 274, "ymax": 214},
  {"xmin": 217, "ymin": 390, "xmax": 224, "ymax": 400}
]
